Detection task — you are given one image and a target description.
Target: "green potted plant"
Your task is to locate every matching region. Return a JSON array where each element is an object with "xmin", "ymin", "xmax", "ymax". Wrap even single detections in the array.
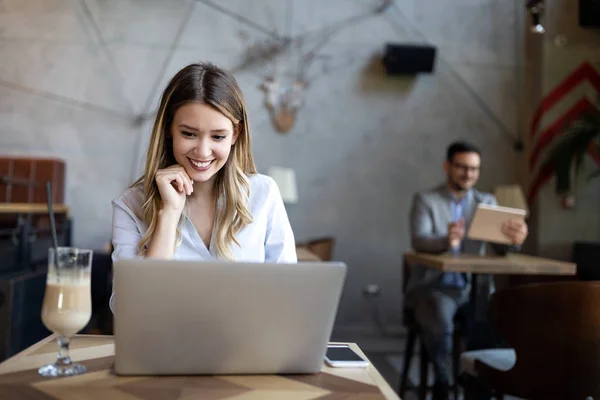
[
  {"xmin": 545, "ymin": 105, "xmax": 600, "ymax": 281},
  {"xmin": 546, "ymin": 105, "xmax": 600, "ymax": 199}
]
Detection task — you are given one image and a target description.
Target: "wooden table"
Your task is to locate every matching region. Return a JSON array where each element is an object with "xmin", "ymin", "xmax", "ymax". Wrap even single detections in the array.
[
  {"xmin": 404, "ymin": 251, "xmax": 577, "ymax": 349},
  {"xmin": 0, "ymin": 335, "xmax": 401, "ymax": 400},
  {"xmin": 404, "ymin": 251, "xmax": 576, "ymax": 276},
  {"xmin": 0, "ymin": 203, "xmax": 72, "ymax": 269},
  {"xmin": 0, "ymin": 203, "xmax": 69, "ymax": 216}
]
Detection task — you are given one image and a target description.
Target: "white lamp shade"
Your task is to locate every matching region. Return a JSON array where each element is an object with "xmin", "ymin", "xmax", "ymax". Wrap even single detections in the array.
[{"xmin": 268, "ymin": 166, "xmax": 298, "ymax": 204}]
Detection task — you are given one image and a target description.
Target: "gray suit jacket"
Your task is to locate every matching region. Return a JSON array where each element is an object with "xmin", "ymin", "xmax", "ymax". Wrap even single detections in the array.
[{"xmin": 405, "ymin": 184, "xmax": 509, "ymax": 303}]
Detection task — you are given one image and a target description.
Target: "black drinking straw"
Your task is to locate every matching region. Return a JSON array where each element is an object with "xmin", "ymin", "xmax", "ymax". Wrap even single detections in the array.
[{"xmin": 45, "ymin": 181, "xmax": 60, "ymax": 254}]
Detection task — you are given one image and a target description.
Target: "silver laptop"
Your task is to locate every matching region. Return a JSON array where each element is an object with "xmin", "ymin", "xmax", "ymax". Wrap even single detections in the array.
[{"xmin": 112, "ymin": 259, "xmax": 346, "ymax": 375}]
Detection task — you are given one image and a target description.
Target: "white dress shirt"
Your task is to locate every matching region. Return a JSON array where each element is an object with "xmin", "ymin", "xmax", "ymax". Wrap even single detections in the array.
[{"xmin": 109, "ymin": 173, "xmax": 297, "ymax": 312}]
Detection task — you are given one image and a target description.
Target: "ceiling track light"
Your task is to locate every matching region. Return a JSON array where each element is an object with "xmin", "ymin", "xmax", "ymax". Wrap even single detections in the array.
[{"xmin": 527, "ymin": 0, "xmax": 546, "ymax": 34}]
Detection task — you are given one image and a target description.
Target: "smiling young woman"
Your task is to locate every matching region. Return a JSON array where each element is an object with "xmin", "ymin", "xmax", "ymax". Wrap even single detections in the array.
[{"xmin": 109, "ymin": 62, "xmax": 297, "ymax": 312}]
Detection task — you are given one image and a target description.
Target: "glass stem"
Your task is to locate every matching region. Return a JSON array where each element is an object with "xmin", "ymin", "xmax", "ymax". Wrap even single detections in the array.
[{"xmin": 56, "ymin": 336, "xmax": 72, "ymax": 366}]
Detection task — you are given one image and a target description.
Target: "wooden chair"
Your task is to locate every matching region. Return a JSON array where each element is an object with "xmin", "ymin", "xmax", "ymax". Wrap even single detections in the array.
[
  {"xmin": 305, "ymin": 237, "xmax": 335, "ymax": 261},
  {"xmin": 461, "ymin": 281, "xmax": 600, "ymax": 400},
  {"xmin": 399, "ymin": 254, "xmax": 466, "ymax": 400}
]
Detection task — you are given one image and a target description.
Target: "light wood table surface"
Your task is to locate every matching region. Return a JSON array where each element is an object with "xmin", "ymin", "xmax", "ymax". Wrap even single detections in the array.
[
  {"xmin": 0, "ymin": 335, "xmax": 401, "ymax": 400},
  {"xmin": 404, "ymin": 251, "xmax": 576, "ymax": 276},
  {"xmin": 0, "ymin": 202, "xmax": 69, "ymax": 215}
]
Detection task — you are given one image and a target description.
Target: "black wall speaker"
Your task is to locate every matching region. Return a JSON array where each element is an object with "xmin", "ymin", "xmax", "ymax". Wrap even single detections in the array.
[
  {"xmin": 0, "ymin": 268, "xmax": 51, "ymax": 362},
  {"xmin": 382, "ymin": 43, "xmax": 437, "ymax": 75},
  {"xmin": 579, "ymin": 0, "xmax": 600, "ymax": 28}
]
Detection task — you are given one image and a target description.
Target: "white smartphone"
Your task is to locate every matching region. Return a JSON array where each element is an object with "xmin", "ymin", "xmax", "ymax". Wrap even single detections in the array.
[{"xmin": 324, "ymin": 345, "xmax": 370, "ymax": 368}]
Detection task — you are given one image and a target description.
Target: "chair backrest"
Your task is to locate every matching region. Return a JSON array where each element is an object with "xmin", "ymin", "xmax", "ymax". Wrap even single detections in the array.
[
  {"xmin": 305, "ymin": 237, "xmax": 335, "ymax": 262},
  {"xmin": 483, "ymin": 281, "xmax": 600, "ymax": 399}
]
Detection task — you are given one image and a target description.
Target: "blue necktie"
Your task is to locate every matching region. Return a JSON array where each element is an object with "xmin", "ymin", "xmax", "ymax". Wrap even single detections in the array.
[{"xmin": 440, "ymin": 198, "xmax": 467, "ymax": 288}]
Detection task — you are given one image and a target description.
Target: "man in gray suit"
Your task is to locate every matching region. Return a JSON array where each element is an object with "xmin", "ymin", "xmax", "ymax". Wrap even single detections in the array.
[{"xmin": 407, "ymin": 141, "xmax": 528, "ymax": 400}]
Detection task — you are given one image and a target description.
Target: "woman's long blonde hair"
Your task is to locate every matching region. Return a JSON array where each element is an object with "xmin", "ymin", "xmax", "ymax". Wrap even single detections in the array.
[{"xmin": 133, "ymin": 62, "xmax": 256, "ymax": 260}]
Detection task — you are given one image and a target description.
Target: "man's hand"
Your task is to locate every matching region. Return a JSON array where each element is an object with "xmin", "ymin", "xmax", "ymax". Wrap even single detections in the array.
[
  {"xmin": 448, "ymin": 218, "xmax": 465, "ymax": 249},
  {"xmin": 501, "ymin": 219, "xmax": 528, "ymax": 246}
]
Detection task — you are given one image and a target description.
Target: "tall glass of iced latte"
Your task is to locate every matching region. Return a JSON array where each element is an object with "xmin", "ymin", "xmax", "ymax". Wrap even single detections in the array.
[{"xmin": 38, "ymin": 247, "xmax": 93, "ymax": 377}]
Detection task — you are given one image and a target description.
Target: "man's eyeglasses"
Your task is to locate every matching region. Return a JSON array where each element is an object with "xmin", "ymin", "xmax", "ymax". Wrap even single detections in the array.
[{"xmin": 451, "ymin": 163, "xmax": 480, "ymax": 173}]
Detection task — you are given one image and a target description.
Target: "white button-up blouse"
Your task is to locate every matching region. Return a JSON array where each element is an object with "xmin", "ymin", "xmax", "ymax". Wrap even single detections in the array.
[{"xmin": 109, "ymin": 173, "xmax": 297, "ymax": 312}]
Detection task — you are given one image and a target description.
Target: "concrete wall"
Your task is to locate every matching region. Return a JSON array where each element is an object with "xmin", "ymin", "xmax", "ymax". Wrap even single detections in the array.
[{"xmin": 0, "ymin": 0, "xmax": 524, "ymax": 330}]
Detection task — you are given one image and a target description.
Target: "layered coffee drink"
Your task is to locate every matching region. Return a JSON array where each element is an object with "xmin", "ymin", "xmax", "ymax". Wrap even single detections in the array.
[
  {"xmin": 38, "ymin": 247, "xmax": 93, "ymax": 377},
  {"xmin": 41, "ymin": 275, "xmax": 91, "ymax": 337}
]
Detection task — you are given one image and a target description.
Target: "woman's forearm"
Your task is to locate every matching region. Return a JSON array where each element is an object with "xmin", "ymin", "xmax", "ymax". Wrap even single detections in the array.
[{"xmin": 145, "ymin": 209, "xmax": 181, "ymax": 258}]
